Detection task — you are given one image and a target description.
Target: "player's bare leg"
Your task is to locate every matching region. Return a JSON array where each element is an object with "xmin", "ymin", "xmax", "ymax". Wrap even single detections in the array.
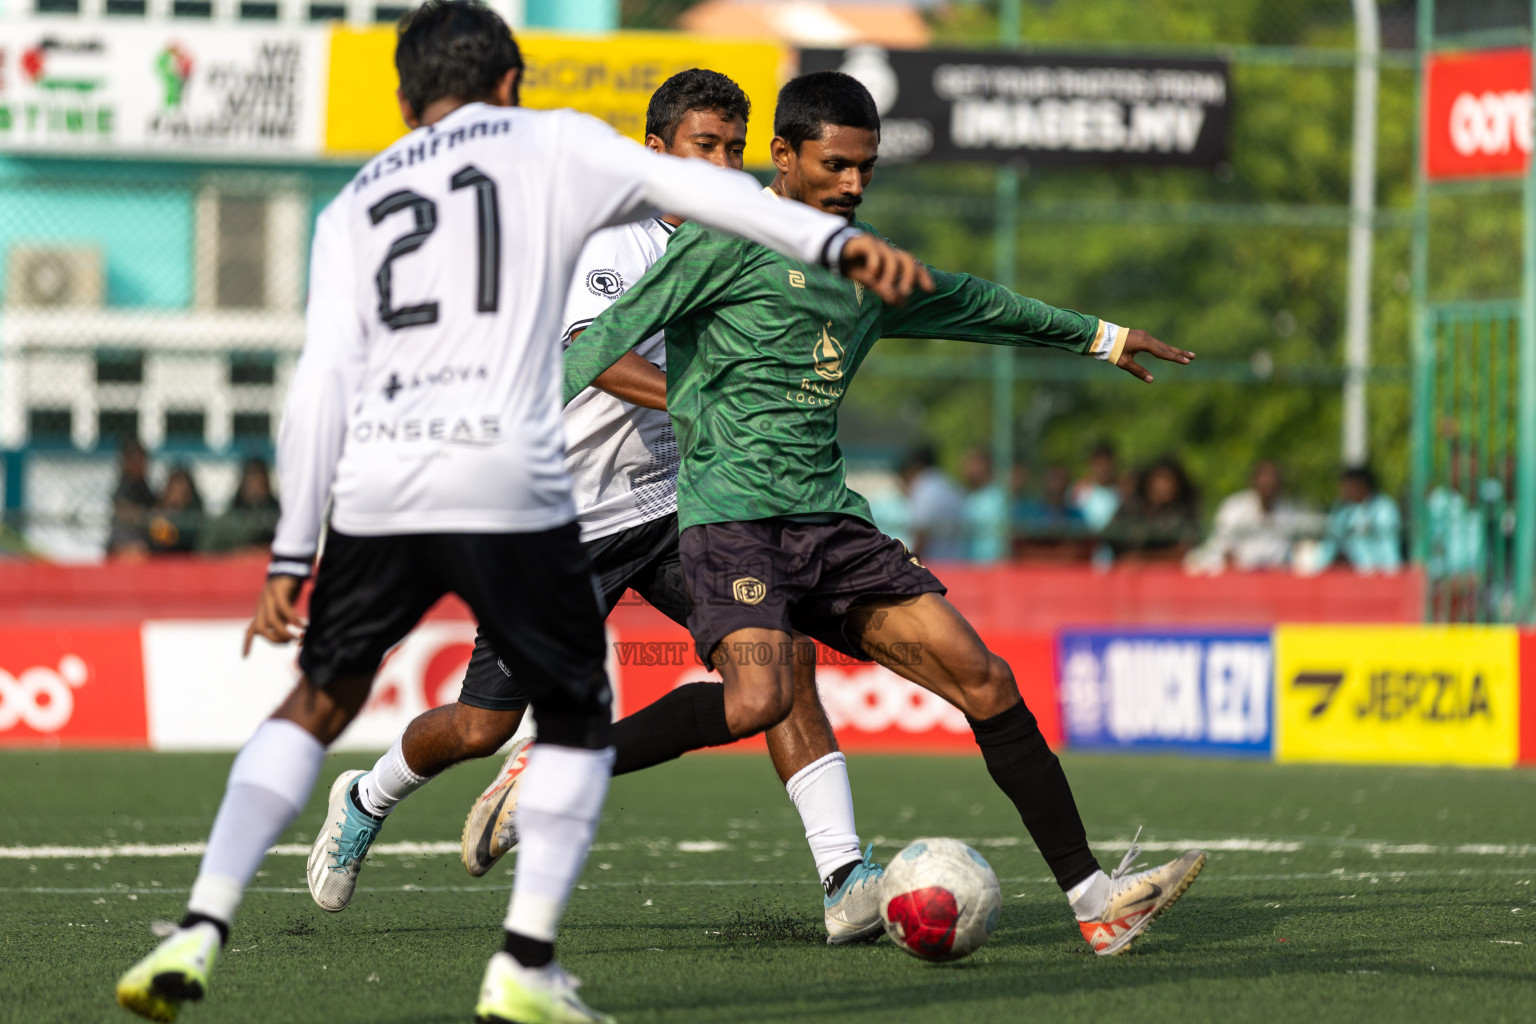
[
  {"xmin": 308, "ymin": 699, "xmax": 528, "ymax": 909},
  {"xmin": 847, "ymin": 592, "xmax": 1206, "ymax": 955}
]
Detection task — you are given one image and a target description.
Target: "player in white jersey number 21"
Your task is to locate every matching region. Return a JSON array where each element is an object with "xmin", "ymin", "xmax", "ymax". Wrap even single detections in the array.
[
  {"xmin": 113, "ymin": 5, "xmax": 930, "ymax": 1024},
  {"xmin": 304, "ymin": 68, "xmax": 889, "ymax": 948}
]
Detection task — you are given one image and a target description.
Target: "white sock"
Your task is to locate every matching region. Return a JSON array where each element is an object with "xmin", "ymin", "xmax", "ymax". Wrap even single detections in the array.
[
  {"xmin": 187, "ymin": 718, "xmax": 324, "ymax": 924},
  {"xmin": 503, "ymin": 744, "xmax": 614, "ymax": 941},
  {"xmin": 1067, "ymin": 870, "xmax": 1111, "ymax": 921},
  {"xmin": 784, "ymin": 752, "xmax": 862, "ymax": 885},
  {"xmin": 355, "ymin": 735, "xmax": 430, "ymax": 818}
]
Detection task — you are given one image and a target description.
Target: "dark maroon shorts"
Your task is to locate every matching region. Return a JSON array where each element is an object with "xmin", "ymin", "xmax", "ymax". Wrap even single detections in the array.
[{"xmin": 678, "ymin": 514, "xmax": 947, "ymax": 664}]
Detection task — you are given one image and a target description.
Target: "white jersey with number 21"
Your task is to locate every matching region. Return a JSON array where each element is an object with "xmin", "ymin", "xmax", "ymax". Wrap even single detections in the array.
[{"xmin": 270, "ymin": 102, "xmax": 858, "ymax": 570}]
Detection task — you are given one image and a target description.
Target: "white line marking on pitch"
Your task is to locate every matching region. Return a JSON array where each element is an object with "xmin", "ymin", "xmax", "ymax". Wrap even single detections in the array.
[
  {"xmin": 4, "ymin": 867, "xmax": 1536, "ymax": 898},
  {"xmin": 4, "ymin": 835, "xmax": 1536, "ymax": 861}
]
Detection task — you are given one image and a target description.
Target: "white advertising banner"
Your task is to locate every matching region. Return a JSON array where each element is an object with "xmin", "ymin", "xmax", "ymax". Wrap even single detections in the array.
[
  {"xmin": 0, "ymin": 21, "xmax": 328, "ymax": 158},
  {"xmin": 142, "ymin": 620, "xmax": 480, "ymax": 751}
]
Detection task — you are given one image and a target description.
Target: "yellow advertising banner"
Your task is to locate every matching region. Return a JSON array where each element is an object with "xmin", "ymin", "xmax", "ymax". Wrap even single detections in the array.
[
  {"xmin": 1274, "ymin": 625, "xmax": 1519, "ymax": 767},
  {"xmin": 324, "ymin": 28, "xmax": 788, "ymax": 165}
]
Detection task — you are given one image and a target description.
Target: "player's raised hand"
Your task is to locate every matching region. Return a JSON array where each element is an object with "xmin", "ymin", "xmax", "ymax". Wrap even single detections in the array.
[
  {"xmin": 838, "ymin": 235, "xmax": 934, "ymax": 305},
  {"xmin": 243, "ymin": 574, "xmax": 307, "ymax": 656},
  {"xmin": 1116, "ymin": 329, "xmax": 1194, "ymax": 383}
]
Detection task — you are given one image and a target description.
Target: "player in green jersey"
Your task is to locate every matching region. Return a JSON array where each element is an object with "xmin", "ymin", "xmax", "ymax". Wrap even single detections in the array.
[{"xmin": 564, "ymin": 71, "xmax": 1206, "ymax": 956}]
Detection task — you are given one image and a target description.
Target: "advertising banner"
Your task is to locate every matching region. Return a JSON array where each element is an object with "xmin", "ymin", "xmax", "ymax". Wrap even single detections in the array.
[
  {"xmin": 1425, "ymin": 48, "xmax": 1531, "ymax": 180},
  {"xmin": 1056, "ymin": 629, "xmax": 1272, "ymax": 756},
  {"xmin": 799, "ymin": 46, "xmax": 1229, "ymax": 166},
  {"xmin": 1275, "ymin": 625, "xmax": 1519, "ymax": 767},
  {"xmin": 0, "ymin": 21, "xmax": 328, "ymax": 159},
  {"xmin": 323, "ymin": 28, "xmax": 787, "ymax": 166},
  {"xmin": 0, "ymin": 625, "xmax": 147, "ymax": 746},
  {"xmin": 141, "ymin": 619, "xmax": 482, "ymax": 751}
]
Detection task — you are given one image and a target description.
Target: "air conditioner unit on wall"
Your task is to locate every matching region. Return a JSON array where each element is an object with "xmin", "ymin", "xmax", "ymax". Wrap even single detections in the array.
[{"xmin": 5, "ymin": 246, "xmax": 105, "ymax": 309}]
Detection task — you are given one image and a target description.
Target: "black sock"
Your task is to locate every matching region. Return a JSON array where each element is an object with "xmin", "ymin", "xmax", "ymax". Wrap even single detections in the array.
[
  {"xmin": 179, "ymin": 912, "xmax": 230, "ymax": 946},
  {"xmin": 968, "ymin": 701, "xmax": 1100, "ymax": 891},
  {"xmin": 611, "ymin": 682, "xmax": 734, "ymax": 776},
  {"xmin": 349, "ymin": 782, "xmax": 383, "ymax": 822},
  {"xmin": 503, "ymin": 930, "xmax": 554, "ymax": 968},
  {"xmin": 823, "ymin": 857, "xmax": 861, "ymax": 897}
]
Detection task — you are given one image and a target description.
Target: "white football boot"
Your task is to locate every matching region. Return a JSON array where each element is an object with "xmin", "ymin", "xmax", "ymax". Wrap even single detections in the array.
[
  {"xmin": 115, "ymin": 921, "xmax": 221, "ymax": 1022},
  {"xmin": 462, "ymin": 737, "xmax": 533, "ymax": 877},
  {"xmin": 823, "ymin": 843, "xmax": 886, "ymax": 945},
  {"xmin": 307, "ymin": 769, "xmax": 384, "ymax": 912},
  {"xmin": 1079, "ymin": 831, "xmax": 1206, "ymax": 955},
  {"xmin": 474, "ymin": 952, "xmax": 614, "ymax": 1024}
]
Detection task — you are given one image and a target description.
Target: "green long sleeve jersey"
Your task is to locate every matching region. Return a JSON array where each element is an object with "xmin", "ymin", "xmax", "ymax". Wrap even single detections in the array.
[{"xmin": 563, "ymin": 215, "xmax": 1126, "ymax": 531}]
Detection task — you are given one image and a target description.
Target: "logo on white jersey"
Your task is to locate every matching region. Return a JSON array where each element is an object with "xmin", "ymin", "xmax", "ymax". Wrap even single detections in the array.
[{"xmin": 586, "ymin": 268, "xmax": 625, "ymax": 299}]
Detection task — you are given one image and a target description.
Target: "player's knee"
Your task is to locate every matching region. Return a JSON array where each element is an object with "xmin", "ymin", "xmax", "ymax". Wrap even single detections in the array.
[
  {"xmin": 952, "ymin": 652, "xmax": 1018, "ymax": 718},
  {"xmin": 456, "ymin": 706, "xmax": 522, "ymax": 759},
  {"xmin": 728, "ymin": 680, "xmax": 795, "ymax": 736}
]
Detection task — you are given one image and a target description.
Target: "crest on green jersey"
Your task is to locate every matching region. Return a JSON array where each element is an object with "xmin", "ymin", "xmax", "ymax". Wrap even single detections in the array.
[{"xmin": 813, "ymin": 321, "xmax": 845, "ymax": 381}]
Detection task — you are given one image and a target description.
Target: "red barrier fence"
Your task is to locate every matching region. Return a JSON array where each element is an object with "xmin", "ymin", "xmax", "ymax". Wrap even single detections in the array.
[{"xmin": 0, "ymin": 558, "xmax": 1426, "ymax": 627}]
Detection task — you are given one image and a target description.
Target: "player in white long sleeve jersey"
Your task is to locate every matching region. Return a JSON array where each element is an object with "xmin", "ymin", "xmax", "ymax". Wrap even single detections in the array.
[
  {"xmin": 113, "ymin": 6, "xmax": 928, "ymax": 1023},
  {"xmin": 303, "ymin": 70, "xmax": 887, "ymax": 948}
]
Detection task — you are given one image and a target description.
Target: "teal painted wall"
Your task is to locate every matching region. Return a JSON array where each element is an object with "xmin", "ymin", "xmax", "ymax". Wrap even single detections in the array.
[{"xmin": 0, "ymin": 156, "xmax": 356, "ymax": 310}]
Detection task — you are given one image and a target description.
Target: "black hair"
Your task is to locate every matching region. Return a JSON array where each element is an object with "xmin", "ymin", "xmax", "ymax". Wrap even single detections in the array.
[
  {"xmin": 899, "ymin": 444, "xmax": 938, "ymax": 474},
  {"xmin": 645, "ymin": 69, "xmax": 750, "ymax": 146},
  {"xmin": 1341, "ymin": 464, "xmax": 1378, "ymax": 492},
  {"xmin": 1135, "ymin": 455, "xmax": 1198, "ymax": 510},
  {"xmin": 773, "ymin": 71, "xmax": 880, "ymax": 152},
  {"xmin": 395, "ymin": 0, "xmax": 522, "ymax": 119}
]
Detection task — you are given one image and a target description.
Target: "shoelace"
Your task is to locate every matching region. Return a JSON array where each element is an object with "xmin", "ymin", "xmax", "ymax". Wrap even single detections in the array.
[
  {"xmin": 1110, "ymin": 826, "xmax": 1145, "ymax": 881},
  {"xmin": 837, "ymin": 843, "xmax": 883, "ymax": 894},
  {"xmin": 329, "ymin": 809, "xmax": 378, "ymax": 873}
]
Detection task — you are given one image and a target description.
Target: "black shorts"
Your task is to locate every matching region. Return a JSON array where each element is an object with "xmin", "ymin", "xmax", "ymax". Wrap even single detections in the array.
[
  {"xmin": 679, "ymin": 514, "xmax": 946, "ymax": 664},
  {"xmin": 299, "ymin": 526, "xmax": 610, "ymax": 745},
  {"xmin": 458, "ymin": 513, "xmax": 689, "ymax": 711}
]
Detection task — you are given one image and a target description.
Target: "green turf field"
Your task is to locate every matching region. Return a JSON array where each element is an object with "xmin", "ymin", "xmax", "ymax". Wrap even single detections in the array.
[{"xmin": 3, "ymin": 749, "xmax": 1533, "ymax": 1023}]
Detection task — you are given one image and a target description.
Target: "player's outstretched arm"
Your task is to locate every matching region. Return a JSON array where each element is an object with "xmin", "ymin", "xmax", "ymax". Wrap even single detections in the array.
[
  {"xmin": 1115, "ymin": 328, "xmax": 1194, "ymax": 383},
  {"xmin": 561, "ymin": 113, "xmax": 927, "ymax": 305}
]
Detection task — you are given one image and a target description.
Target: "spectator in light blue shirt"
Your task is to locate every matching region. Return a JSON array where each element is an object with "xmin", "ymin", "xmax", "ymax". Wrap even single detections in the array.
[
  {"xmin": 1070, "ymin": 441, "xmax": 1121, "ymax": 532},
  {"xmin": 1321, "ymin": 465, "xmax": 1402, "ymax": 573},
  {"xmin": 899, "ymin": 445, "xmax": 968, "ymax": 562},
  {"xmin": 960, "ymin": 447, "xmax": 1008, "ymax": 562}
]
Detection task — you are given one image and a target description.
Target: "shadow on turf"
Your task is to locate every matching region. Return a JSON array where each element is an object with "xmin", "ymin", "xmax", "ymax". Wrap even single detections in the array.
[{"xmin": 597, "ymin": 893, "xmax": 1536, "ymax": 1019}]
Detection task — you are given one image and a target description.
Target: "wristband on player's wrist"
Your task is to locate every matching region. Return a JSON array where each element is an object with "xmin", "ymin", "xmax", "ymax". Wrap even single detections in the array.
[
  {"xmin": 820, "ymin": 225, "xmax": 863, "ymax": 271},
  {"xmin": 267, "ymin": 555, "xmax": 313, "ymax": 580}
]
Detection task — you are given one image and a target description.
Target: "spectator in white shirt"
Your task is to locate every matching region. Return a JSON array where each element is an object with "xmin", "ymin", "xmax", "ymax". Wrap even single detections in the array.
[{"xmin": 1191, "ymin": 461, "xmax": 1313, "ymax": 572}]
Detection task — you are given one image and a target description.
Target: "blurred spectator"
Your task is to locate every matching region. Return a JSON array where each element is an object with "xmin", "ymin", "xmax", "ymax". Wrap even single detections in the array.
[
  {"xmin": 1105, "ymin": 456, "xmax": 1201, "ymax": 563},
  {"xmin": 147, "ymin": 465, "xmax": 204, "ymax": 555},
  {"xmin": 1190, "ymin": 460, "xmax": 1313, "ymax": 571},
  {"xmin": 107, "ymin": 437, "xmax": 155, "ymax": 559},
  {"xmin": 1318, "ymin": 465, "xmax": 1401, "ymax": 574},
  {"xmin": 1424, "ymin": 446, "xmax": 1484, "ymax": 580},
  {"xmin": 1014, "ymin": 464, "xmax": 1088, "ymax": 561},
  {"xmin": 960, "ymin": 447, "xmax": 1007, "ymax": 562},
  {"xmin": 202, "ymin": 457, "xmax": 281, "ymax": 553},
  {"xmin": 898, "ymin": 445, "xmax": 966, "ymax": 561},
  {"xmin": 1070, "ymin": 441, "xmax": 1120, "ymax": 532}
]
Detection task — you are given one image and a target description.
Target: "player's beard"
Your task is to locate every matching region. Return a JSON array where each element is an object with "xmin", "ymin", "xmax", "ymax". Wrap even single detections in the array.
[{"xmin": 823, "ymin": 195, "xmax": 860, "ymax": 221}]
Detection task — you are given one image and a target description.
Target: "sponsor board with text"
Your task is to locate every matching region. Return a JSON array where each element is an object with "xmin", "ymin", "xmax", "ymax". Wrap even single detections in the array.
[
  {"xmin": 0, "ymin": 21, "xmax": 327, "ymax": 158},
  {"xmin": 1056, "ymin": 629, "xmax": 1272, "ymax": 755},
  {"xmin": 1275, "ymin": 625, "xmax": 1518, "ymax": 766},
  {"xmin": 1425, "ymin": 49, "xmax": 1532, "ymax": 180},
  {"xmin": 0, "ymin": 626, "xmax": 147, "ymax": 745},
  {"xmin": 323, "ymin": 29, "xmax": 786, "ymax": 165},
  {"xmin": 799, "ymin": 47, "xmax": 1230, "ymax": 166}
]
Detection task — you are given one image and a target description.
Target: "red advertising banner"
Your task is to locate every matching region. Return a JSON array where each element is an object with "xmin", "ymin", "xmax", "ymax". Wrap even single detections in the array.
[
  {"xmin": 0, "ymin": 625, "xmax": 147, "ymax": 746},
  {"xmin": 1520, "ymin": 631, "xmax": 1536, "ymax": 765},
  {"xmin": 1425, "ymin": 48, "xmax": 1533, "ymax": 180},
  {"xmin": 605, "ymin": 604, "xmax": 1057, "ymax": 753}
]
